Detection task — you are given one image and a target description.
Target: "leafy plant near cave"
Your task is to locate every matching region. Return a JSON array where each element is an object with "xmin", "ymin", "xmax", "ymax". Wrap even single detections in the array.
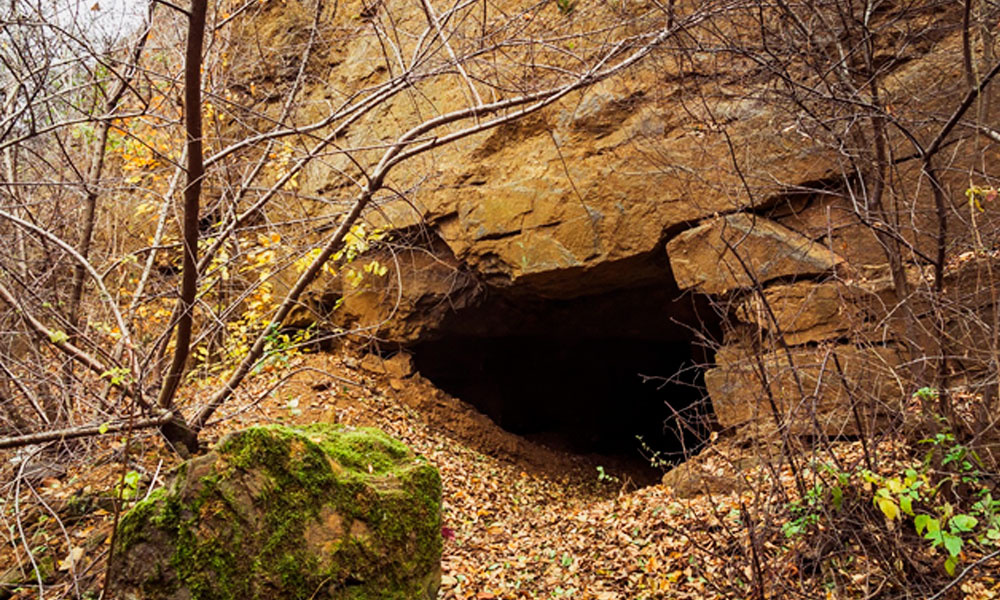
[
  {"xmin": 294, "ymin": 223, "xmax": 390, "ymax": 289},
  {"xmin": 781, "ymin": 413, "xmax": 1000, "ymax": 578}
]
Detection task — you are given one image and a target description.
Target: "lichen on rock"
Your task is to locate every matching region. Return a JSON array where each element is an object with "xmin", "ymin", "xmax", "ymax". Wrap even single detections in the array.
[{"xmin": 111, "ymin": 424, "xmax": 442, "ymax": 600}]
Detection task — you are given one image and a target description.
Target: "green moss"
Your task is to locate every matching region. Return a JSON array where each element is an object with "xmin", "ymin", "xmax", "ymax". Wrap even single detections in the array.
[
  {"xmin": 115, "ymin": 487, "xmax": 169, "ymax": 551},
  {"xmin": 299, "ymin": 425, "xmax": 412, "ymax": 474},
  {"xmin": 112, "ymin": 424, "xmax": 441, "ymax": 600}
]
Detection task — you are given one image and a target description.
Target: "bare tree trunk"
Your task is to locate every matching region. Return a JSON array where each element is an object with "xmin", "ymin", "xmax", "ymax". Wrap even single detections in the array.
[{"xmin": 155, "ymin": 0, "xmax": 207, "ymax": 455}]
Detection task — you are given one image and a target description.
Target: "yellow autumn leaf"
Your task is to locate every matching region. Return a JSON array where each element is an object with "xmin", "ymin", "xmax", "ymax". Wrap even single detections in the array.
[
  {"xmin": 877, "ymin": 497, "xmax": 899, "ymax": 520},
  {"xmin": 254, "ymin": 249, "xmax": 275, "ymax": 266},
  {"xmin": 644, "ymin": 555, "xmax": 659, "ymax": 573}
]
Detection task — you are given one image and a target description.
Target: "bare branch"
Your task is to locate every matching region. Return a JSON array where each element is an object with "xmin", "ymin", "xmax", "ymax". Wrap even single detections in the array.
[{"xmin": 0, "ymin": 411, "xmax": 174, "ymax": 449}]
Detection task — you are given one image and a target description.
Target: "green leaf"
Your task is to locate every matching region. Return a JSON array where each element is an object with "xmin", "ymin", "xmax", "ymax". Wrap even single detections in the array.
[
  {"xmin": 48, "ymin": 330, "xmax": 69, "ymax": 344},
  {"xmin": 560, "ymin": 553, "xmax": 573, "ymax": 567},
  {"xmin": 831, "ymin": 486, "xmax": 843, "ymax": 511},
  {"xmin": 950, "ymin": 514, "xmax": 978, "ymax": 533},
  {"xmin": 900, "ymin": 495, "xmax": 914, "ymax": 517},
  {"xmin": 944, "ymin": 555, "xmax": 958, "ymax": 576},
  {"xmin": 923, "ymin": 517, "xmax": 944, "ymax": 547},
  {"xmin": 782, "ymin": 521, "xmax": 803, "ymax": 538},
  {"xmin": 927, "ymin": 517, "xmax": 941, "ymax": 533},
  {"xmin": 942, "ymin": 532, "xmax": 963, "ymax": 557},
  {"xmin": 915, "ymin": 514, "xmax": 930, "ymax": 535},
  {"xmin": 98, "ymin": 423, "xmax": 109, "ymax": 435}
]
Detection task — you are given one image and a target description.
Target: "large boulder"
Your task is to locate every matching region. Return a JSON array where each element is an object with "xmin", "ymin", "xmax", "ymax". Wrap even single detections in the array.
[{"xmin": 111, "ymin": 425, "xmax": 441, "ymax": 600}]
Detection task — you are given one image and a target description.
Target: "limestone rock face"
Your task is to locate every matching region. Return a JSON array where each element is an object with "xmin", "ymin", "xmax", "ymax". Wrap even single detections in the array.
[
  {"xmin": 373, "ymin": 78, "xmax": 839, "ymax": 300},
  {"xmin": 268, "ymin": 0, "xmax": 991, "ymax": 323},
  {"xmin": 111, "ymin": 425, "xmax": 442, "ymax": 600}
]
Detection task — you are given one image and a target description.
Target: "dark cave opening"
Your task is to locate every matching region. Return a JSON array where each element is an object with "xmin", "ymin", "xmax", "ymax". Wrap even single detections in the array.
[{"xmin": 410, "ymin": 282, "xmax": 722, "ymax": 478}]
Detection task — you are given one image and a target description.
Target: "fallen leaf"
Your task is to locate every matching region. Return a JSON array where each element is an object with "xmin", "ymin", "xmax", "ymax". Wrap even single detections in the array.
[{"xmin": 59, "ymin": 546, "xmax": 84, "ymax": 572}]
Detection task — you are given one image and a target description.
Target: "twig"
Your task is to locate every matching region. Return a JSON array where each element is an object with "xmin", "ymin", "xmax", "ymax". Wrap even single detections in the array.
[{"xmin": 13, "ymin": 457, "xmax": 44, "ymax": 600}]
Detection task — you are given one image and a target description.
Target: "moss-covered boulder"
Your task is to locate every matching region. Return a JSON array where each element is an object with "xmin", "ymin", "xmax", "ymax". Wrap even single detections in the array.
[{"xmin": 110, "ymin": 424, "xmax": 441, "ymax": 600}]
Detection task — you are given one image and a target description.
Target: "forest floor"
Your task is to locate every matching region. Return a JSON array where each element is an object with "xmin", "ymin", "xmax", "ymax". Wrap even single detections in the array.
[{"xmin": 3, "ymin": 350, "xmax": 1000, "ymax": 599}]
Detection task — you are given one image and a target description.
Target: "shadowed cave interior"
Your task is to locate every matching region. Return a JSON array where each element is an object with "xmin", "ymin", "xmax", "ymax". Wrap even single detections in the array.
[{"xmin": 410, "ymin": 282, "xmax": 722, "ymax": 479}]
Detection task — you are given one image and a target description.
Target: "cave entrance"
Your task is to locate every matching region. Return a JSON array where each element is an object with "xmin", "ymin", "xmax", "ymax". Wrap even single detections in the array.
[{"xmin": 410, "ymin": 282, "xmax": 721, "ymax": 481}]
